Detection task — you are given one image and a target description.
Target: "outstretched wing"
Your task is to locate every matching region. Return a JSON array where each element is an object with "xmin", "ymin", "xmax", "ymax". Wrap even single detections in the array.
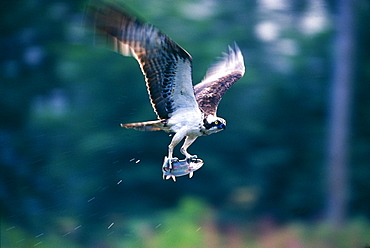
[
  {"xmin": 87, "ymin": 1, "xmax": 199, "ymax": 120},
  {"xmin": 194, "ymin": 44, "xmax": 245, "ymax": 116}
]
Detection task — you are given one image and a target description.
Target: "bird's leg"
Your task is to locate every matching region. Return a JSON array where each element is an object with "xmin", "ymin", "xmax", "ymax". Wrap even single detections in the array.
[
  {"xmin": 162, "ymin": 131, "xmax": 187, "ymax": 182},
  {"xmin": 180, "ymin": 136, "xmax": 198, "ymax": 162},
  {"xmin": 163, "ymin": 131, "xmax": 185, "ymax": 170},
  {"xmin": 163, "ymin": 134, "xmax": 203, "ymax": 181}
]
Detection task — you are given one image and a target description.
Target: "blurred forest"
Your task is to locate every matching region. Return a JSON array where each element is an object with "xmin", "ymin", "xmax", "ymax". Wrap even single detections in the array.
[{"xmin": 1, "ymin": 0, "xmax": 370, "ymax": 247}]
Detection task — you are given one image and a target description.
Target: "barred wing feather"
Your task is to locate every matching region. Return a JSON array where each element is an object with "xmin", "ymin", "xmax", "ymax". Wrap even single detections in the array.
[
  {"xmin": 194, "ymin": 44, "xmax": 245, "ymax": 116},
  {"xmin": 88, "ymin": 2, "xmax": 199, "ymax": 120}
]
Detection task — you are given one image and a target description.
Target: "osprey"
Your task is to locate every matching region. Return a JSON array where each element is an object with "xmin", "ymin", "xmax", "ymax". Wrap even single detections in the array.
[{"xmin": 88, "ymin": 2, "xmax": 245, "ymax": 180}]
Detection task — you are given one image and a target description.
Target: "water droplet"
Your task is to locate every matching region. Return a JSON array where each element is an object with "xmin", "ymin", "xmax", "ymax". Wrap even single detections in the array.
[
  {"xmin": 35, "ymin": 233, "xmax": 44, "ymax": 238},
  {"xmin": 108, "ymin": 222, "xmax": 114, "ymax": 229}
]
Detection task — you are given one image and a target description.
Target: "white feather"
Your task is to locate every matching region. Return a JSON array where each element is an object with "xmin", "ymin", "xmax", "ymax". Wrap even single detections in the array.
[
  {"xmin": 199, "ymin": 44, "xmax": 245, "ymax": 86},
  {"xmin": 168, "ymin": 58, "xmax": 202, "ymax": 129}
]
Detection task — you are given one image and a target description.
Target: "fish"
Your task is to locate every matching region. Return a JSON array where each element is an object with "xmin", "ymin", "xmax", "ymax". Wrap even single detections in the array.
[{"xmin": 162, "ymin": 157, "xmax": 204, "ymax": 182}]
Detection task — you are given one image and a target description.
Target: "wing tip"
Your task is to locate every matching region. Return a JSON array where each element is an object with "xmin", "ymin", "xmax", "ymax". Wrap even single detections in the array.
[
  {"xmin": 226, "ymin": 42, "xmax": 245, "ymax": 76},
  {"xmin": 201, "ymin": 42, "xmax": 245, "ymax": 85}
]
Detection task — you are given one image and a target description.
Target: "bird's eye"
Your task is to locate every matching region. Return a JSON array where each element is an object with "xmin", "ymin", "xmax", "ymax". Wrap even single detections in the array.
[{"xmin": 214, "ymin": 121, "xmax": 219, "ymax": 125}]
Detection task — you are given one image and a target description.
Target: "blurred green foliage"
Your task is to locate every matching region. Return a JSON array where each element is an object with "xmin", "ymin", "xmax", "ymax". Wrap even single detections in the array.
[
  {"xmin": 2, "ymin": 196, "xmax": 370, "ymax": 247},
  {"xmin": 1, "ymin": 0, "xmax": 370, "ymax": 247}
]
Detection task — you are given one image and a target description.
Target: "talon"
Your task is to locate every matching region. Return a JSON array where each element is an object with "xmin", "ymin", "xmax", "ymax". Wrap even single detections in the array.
[
  {"xmin": 163, "ymin": 156, "xmax": 179, "ymax": 171},
  {"xmin": 186, "ymin": 155, "xmax": 198, "ymax": 163},
  {"xmin": 189, "ymin": 171, "xmax": 194, "ymax": 178}
]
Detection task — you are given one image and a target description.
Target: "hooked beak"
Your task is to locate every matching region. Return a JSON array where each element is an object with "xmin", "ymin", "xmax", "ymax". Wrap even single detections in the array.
[{"xmin": 218, "ymin": 123, "xmax": 226, "ymax": 130}]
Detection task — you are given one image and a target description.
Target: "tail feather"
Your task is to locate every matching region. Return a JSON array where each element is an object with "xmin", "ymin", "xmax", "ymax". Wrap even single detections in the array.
[{"xmin": 120, "ymin": 120, "xmax": 164, "ymax": 131}]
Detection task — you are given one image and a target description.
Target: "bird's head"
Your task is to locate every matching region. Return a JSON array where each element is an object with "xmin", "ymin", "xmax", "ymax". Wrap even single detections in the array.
[{"xmin": 203, "ymin": 115, "xmax": 226, "ymax": 134}]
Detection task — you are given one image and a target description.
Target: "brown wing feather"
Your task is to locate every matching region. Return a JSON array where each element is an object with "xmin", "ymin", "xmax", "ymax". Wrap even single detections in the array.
[
  {"xmin": 194, "ymin": 73, "xmax": 243, "ymax": 116},
  {"xmin": 87, "ymin": 1, "xmax": 192, "ymax": 120},
  {"xmin": 194, "ymin": 44, "xmax": 245, "ymax": 116}
]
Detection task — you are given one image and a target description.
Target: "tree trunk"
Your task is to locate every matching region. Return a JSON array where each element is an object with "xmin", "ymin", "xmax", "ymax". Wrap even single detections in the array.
[{"xmin": 326, "ymin": 0, "xmax": 355, "ymax": 227}]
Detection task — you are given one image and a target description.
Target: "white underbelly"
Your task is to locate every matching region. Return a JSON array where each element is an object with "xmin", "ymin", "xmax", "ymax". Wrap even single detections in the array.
[{"xmin": 167, "ymin": 108, "xmax": 203, "ymax": 135}]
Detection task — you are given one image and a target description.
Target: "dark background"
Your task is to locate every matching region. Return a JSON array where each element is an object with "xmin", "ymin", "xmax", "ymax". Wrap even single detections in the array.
[{"xmin": 1, "ymin": 0, "xmax": 369, "ymax": 247}]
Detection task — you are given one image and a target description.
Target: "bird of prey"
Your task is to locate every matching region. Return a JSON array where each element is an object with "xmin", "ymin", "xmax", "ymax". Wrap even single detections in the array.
[{"xmin": 87, "ymin": 2, "xmax": 245, "ymax": 181}]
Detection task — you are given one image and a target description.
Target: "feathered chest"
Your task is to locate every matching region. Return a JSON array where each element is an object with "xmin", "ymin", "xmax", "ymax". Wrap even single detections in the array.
[{"xmin": 165, "ymin": 109, "xmax": 203, "ymax": 135}]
